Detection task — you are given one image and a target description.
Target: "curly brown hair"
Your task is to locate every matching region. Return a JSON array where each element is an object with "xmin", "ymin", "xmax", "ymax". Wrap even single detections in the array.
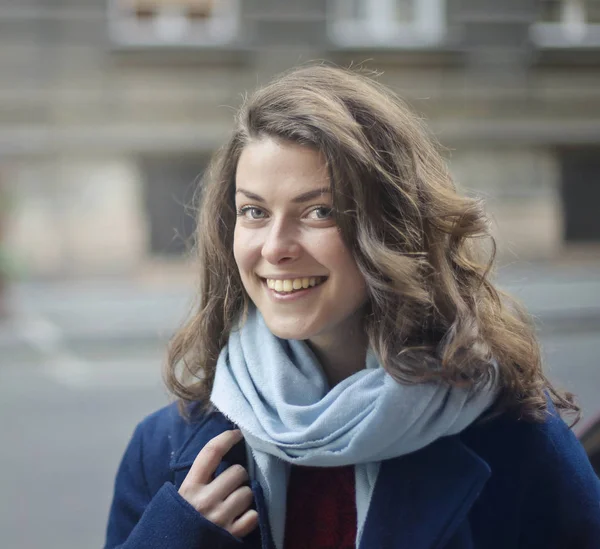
[{"xmin": 165, "ymin": 64, "xmax": 579, "ymax": 424}]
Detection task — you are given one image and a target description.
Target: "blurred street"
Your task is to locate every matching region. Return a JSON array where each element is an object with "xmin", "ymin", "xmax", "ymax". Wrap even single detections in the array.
[{"xmin": 0, "ymin": 261, "xmax": 599, "ymax": 549}]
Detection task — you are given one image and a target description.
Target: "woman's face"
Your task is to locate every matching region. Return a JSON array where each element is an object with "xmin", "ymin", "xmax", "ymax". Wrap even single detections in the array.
[{"xmin": 233, "ymin": 138, "xmax": 368, "ymax": 342}]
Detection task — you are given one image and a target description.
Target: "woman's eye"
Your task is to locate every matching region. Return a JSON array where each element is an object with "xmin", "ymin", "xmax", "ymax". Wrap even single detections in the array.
[
  {"xmin": 308, "ymin": 206, "xmax": 334, "ymax": 220},
  {"xmin": 237, "ymin": 206, "xmax": 266, "ymax": 220}
]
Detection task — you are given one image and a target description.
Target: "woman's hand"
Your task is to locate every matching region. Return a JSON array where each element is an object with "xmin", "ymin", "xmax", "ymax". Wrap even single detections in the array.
[{"xmin": 178, "ymin": 429, "xmax": 259, "ymax": 538}]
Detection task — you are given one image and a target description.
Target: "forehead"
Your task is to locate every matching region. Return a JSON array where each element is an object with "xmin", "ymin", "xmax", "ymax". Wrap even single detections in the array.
[{"xmin": 235, "ymin": 138, "xmax": 330, "ymax": 195}]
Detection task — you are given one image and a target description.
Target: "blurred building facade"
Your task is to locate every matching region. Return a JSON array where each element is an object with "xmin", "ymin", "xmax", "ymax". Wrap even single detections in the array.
[{"xmin": 1, "ymin": 0, "xmax": 600, "ymax": 277}]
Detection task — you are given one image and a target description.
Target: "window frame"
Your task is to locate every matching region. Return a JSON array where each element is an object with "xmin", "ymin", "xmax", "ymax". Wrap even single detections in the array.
[
  {"xmin": 107, "ymin": 0, "xmax": 241, "ymax": 48},
  {"xmin": 327, "ymin": 0, "xmax": 446, "ymax": 49},
  {"xmin": 530, "ymin": 0, "xmax": 600, "ymax": 48}
]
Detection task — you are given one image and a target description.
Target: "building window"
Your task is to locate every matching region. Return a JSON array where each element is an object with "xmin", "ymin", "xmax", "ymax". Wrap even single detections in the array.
[
  {"xmin": 328, "ymin": 0, "xmax": 446, "ymax": 48},
  {"xmin": 108, "ymin": 0, "xmax": 240, "ymax": 48},
  {"xmin": 531, "ymin": 0, "xmax": 600, "ymax": 47}
]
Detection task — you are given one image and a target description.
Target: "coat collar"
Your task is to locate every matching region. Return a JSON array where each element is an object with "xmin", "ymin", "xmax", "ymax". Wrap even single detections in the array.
[{"xmin": 171, "ymin": 411, "xmax": 491, "ymax": 549}]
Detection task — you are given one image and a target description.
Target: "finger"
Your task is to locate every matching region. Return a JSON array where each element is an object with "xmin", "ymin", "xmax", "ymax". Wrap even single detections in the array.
[
  {"xmin": 230, "ymin": 509, "xmax": 259, "ymax": 539},
  {"xmin": 221, "ymin": 485, "xmax": 254, "ymax": 523},
  {"xmin": 204, "ymin": 485, "xmax": 254, "ymax": 530},
  {"xmin": 208, "ymin": 464, "xmax": 249, "ymax": 501},
  {"xmin": 188, "ymin": 430, "xmax": 243, "ymax": 485}
]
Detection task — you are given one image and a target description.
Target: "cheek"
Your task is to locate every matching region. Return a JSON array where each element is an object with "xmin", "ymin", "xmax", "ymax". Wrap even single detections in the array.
[
  {"xmin": 233, "ymin": 227, "xmax": 260, "ymax": 274},
  {"xmin": 233, "ymin": 227, "xmax": 248, "ymax": 274},
  {"xmin": 315, "ymin": 231, "xmax": 358, "ymax": 271},
  {"xmin": 322, "ymin": 234, "xmax": 367, "ymax": 292}
]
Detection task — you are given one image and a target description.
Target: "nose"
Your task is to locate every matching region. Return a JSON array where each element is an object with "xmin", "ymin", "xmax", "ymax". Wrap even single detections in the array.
[{"xmin": 261, "ymin": 219, "xmax": 301, "ymax": 265}]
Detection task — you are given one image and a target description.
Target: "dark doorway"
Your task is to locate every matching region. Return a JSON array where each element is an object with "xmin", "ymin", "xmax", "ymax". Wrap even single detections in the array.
[
  {"xmin": 142, "ymin": 156, "xmax": 208, "ymax": 255},
  {"xmin": 560, "ymin": 148, "xmax": 600, "ymax": 242}
]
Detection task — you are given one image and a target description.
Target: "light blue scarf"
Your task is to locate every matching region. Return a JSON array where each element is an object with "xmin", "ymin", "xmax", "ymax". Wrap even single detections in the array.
[{"xmin": 210, "ymin": 306, "xmax": 497, "ymax": 549}]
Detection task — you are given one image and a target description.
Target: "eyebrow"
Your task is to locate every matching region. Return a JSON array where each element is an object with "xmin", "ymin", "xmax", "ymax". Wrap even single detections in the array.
[{"xmin": 235, "ymin": 187, "xmax": 331, "ymax": 203}]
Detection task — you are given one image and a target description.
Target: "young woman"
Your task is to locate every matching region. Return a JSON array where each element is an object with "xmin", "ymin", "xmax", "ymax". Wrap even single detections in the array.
[{"xmin": 104, "ymin": 65, "xmax": 600, "ymax": 549}]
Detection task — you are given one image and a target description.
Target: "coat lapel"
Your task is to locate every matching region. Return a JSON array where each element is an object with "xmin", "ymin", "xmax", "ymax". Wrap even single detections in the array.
[
  {"xmin": 360, "ymin": 436, "xmax": 491, "ymax": 549},
  {"xmin": 169, "ymin": 410, "xmax": 271, "ymax": 549},
  {"xmin": 170, "ymin": 409, "xmax": 244, "ymax": 478}
]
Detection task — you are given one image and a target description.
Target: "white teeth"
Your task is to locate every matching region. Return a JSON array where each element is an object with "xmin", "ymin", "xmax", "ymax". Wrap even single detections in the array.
[{"xmin": 266, "ymin": 277, "xmax": 325, "ymax": 293}]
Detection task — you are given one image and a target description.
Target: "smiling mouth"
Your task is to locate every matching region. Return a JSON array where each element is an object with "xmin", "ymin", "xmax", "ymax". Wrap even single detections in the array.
[{"xmin": 263, "ymin": 276, "xmax": 327, "ymax": 294}]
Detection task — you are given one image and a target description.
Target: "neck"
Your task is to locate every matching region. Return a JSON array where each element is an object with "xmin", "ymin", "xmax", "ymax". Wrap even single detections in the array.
[{"xmin": 307, "ymin": 311, "xmax": 369, "ymax": 387}]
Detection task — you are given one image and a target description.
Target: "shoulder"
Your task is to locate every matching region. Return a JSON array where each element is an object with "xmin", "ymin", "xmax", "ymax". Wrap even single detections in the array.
[
  {"xmin": 463, "ymin": 406, "xmax": 598, "ymax": 486},
  {"xmin": 136, "ymin": 401, "xmax": 194, "ymax": 443},
  {"xmin": 462, "ymin": 406, "xmax": 600, "ymax": 536},
  {"xmin": 137, "ymin": 399, "xmax": 216, "ymax": 435},
  {"xmin": 517, "ymin": 410, "xmax": 600, "ymax": 504}
]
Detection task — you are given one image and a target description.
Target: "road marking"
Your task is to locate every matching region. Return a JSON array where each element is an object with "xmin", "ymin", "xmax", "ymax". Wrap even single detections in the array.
[
  {"xmin": 43, "ymin": 352, "xmax": 97, "ymax": 388},
  {"xmin": 11, "ymin": 312, "xmax": 164, "ymax": 389},
  {"xmin": 15, "ymin": 313, "xmax": 95, "ymax": 387}
]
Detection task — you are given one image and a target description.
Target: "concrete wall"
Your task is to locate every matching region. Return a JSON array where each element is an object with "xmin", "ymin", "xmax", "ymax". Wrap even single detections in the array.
[
  {"xmin": 1, "ymin": 0, "xmax": 599, "ymax": 277},
  {"xmin": 447, "ymin": 147, "xmax": 562, "ymax": 260},
  {"xmin": 5, "ymin": 156, "xmax": 148, "ymax": 276}
]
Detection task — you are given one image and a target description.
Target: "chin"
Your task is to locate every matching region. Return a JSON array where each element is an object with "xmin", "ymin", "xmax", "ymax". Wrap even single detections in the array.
[{"xmin": 262, "ymin": 315, "xmax": 319, "ymax": 341}]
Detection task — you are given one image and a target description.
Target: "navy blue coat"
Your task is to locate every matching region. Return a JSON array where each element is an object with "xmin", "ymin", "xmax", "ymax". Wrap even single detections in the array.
[{"xmin": 104, "ymin": 402, "xmax": 600, "ymax": 549}]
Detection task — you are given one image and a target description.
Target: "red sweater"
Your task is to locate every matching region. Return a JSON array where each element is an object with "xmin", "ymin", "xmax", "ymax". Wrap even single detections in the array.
[{"xmin": 284, "ymin": 465, "xmax": 357, "ymax": 549}]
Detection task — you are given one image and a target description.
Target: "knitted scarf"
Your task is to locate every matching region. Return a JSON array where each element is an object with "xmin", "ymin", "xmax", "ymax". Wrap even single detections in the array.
[{"xmin": 210, "ymin": 306, "xmax": 497, "ymax": 549}]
